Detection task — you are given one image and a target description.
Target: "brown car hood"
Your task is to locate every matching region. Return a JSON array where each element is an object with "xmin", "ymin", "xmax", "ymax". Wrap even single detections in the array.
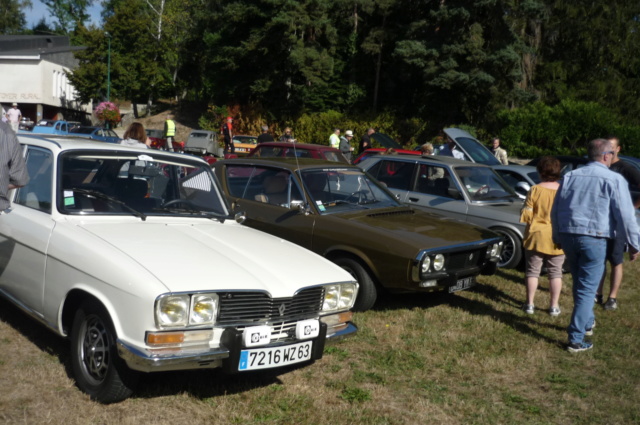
[{"xmin": 337, "ymin": 206, "xmax": 499, "ymax": 248}]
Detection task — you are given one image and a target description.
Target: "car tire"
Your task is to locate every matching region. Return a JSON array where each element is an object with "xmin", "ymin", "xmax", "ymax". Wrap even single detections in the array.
[
  {"xmin": 492, "ymin": 227, "xmax": 522, "ymax": 269},
  {"xmin": 333, "ymin": 257, "xmax": 377, "ymax": 312},
  {"xmin": 70, "ymin": 299, "xmax": 138, "ymax": 403}
]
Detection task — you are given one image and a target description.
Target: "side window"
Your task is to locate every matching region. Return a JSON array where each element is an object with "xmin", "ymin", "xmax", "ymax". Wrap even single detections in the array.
[
  {"xmin": 496, "ymin": 170, "xmax": 522, "ymax": 187},
  {"xmin": 414, "ymin": 165, "xmax": 457, "ymax": 199},
  {"xmin": 15, "ymin": 147, "xmax": 53, "ymax": 212},
  {"xmin": 371, "ymin": 160, "xmax": 415, "ymax": 190},
  {"xmin": 226, "ymin": 165, "xmax": 302, "ymax": 207}
]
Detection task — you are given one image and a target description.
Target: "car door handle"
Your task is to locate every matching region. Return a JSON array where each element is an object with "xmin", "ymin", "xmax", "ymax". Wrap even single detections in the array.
[{"xmin": 409, "ymin": 197, "xmax": 419, "ymax": 202}]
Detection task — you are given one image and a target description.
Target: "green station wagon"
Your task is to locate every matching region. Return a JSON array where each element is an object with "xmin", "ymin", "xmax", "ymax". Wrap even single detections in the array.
[{"xmin": 212, "ymin": 158, "xmax": 503, "ymax": 311}]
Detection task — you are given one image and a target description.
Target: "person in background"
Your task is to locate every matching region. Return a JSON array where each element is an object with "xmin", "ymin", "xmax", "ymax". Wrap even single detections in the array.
[
  {"xmin": 340, "ymin": 130, "xmax": 355, "ymax": 163},
  {"xmin": 163, "ymin": 114, "xmax": 176, "ymax": 152},
  {"xmin": 257, "ymin": 125, "xmax": 274, "ymax": 144},
  {"xmin": 596, "ymin": 135, "xmax": 640, "ymax": 311},
  {"xmin": 490, "ymin": 137, "xmax": 508, "ymax": 165},
  {"xmin": 6, "ymin": 103, "xmax": 21, "ymax": 134},
  {"xmin": 221, "ymin": 116, "xmax": 234, "ymax": 153},
  {"xmin": 359, "ymin": 128, "xmax": 375, "ymax": 155},
  {"xmin": 439, "ymin": 136, "xmax": 465, "ymax": 160},
  {"xmin": 420, "ymin": 143, "xmax": 435, "ymax": 157},
  {"xmin": 552, "ymin": 138, "xmax": 640, "ymax": 353},
  {"xmin": 0, "ymin": 121, "xmax": 29, "ymax": 211},
  {"xmin": 120, "ymin": 122, "xmax": 151, "ymax": 148},
  {"xmin": 279, "ymin": 127, "xmax": 296, "ymax": 142},
  {"xmin": 329, "ymin": 128, "xmax": 340, "ymax": 149},
  {"xmin": 520, "ymin": 156, "xmax": 565, "ymax": 316},
  {"xmin": 1, "ymin": 105, "xmax": 6, "ymax": 123}
]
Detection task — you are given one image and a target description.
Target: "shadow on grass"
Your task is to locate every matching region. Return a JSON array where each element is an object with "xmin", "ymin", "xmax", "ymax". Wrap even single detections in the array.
[
  {"xmin": 371, "ymin": 280, "xmax": 566, "ymax": 349},
  {"xmin": 0, "ymin": 297, "xmax": 304, "ymax": 401}
]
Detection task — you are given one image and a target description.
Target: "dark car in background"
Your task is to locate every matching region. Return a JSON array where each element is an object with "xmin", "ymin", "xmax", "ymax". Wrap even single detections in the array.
[
  {"xmin": 212, "ymin": 158, "xmax": 503, "ymax": 312},
  {"xmin": 248, "ymin": 142, "xmax": 349, "ymax": 164},
  {"xmin": 70, "ymin": 126, "xmax": 121, "ymax": 143},
  {"xmin": 359, "ymin": 154, "xmax": 525, "ymax": 269}
]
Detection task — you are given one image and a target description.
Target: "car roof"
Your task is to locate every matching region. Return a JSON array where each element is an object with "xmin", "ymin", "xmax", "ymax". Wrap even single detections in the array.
[
  {"xmin": 255, "ymin": 142, "xmax": 339, "ymax": 151},
  {"xmin": 17, "ymin": 133, "xmax": 207, "ymax": 163},
  {"xmin": 218, "ymin": 157, "xmax": 358, "ymax": 171},
  {"xmin": 188, "ymin": 130, "xmax": 215, "ymax": 135}
]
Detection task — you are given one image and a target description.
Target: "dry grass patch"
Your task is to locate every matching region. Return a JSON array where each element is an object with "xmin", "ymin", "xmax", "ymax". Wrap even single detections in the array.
[{"xmin": 2, "ymin": 261, "xmax": 640, "ymax": 424}]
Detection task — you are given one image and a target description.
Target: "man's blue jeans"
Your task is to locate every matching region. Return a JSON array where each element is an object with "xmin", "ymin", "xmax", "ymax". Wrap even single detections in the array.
[{"xmin": 558, "ymin": 233, "xmax": 606, "ymax": 344}]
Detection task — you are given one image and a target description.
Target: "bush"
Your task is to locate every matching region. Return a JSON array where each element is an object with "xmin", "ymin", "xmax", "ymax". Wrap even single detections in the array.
[{"xmin": 496, "ymin": 100, "xmax": 640, "ymax": 158}]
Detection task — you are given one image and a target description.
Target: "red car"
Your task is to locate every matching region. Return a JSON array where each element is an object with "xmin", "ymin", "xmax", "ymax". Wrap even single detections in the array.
[
  {"xmin": 352, "ymin": 148, "xmax": 421, "ymax": 164},
  {"xmin": 248, "ymin": 142, "xmax": 349, "ymax": 164}
]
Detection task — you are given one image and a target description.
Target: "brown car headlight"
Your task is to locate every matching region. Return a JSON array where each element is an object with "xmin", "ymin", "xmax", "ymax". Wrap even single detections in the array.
[{"xmin": 432, "ymin": 254, "xmax": 445, "ymax": 271}]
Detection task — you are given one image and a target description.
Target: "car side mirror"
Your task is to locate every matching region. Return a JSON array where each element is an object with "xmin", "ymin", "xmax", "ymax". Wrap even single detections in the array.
[
  {"xmin": 515, "ymin": 181, "xmax": 531, "ymax": 196},
  {"xmin": 234, "ymin": 211, "xmax": 246, "ymax": 224},
  {"xmin": 290, "ymin": 200, "xmax": 311, "ymax": 215}
]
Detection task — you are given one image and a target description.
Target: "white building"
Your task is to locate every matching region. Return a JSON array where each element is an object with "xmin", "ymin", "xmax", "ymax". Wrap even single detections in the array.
[{"xmin": 0, "ymin": 35, "xmax": 92, "ymax": 124}]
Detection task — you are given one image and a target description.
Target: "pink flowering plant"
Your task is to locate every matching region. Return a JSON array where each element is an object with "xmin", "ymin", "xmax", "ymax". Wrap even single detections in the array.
[{"xmin": 94, "ymin": 101, "xmax": 121, "ymax": 127}]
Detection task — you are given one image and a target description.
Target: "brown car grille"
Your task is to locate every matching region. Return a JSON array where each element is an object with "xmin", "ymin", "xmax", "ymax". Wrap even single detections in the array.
[
  {"xmin": 446, "ymin": 247, "xmax": 487, "ymax": 270},
  {"xmin": 217, "ymin": 287, "xmax": 325, "ymax": 326}
]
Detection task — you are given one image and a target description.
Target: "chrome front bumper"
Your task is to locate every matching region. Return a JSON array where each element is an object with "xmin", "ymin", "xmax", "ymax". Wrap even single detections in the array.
[{"xmin": 117, "ymin": 321, "xmax": 357, "ymax": 373}]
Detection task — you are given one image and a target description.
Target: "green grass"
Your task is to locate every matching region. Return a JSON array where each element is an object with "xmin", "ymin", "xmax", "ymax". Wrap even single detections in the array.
[{"xmin": 1, "ymin": 264, "xmax": 640, "ymax": 424}]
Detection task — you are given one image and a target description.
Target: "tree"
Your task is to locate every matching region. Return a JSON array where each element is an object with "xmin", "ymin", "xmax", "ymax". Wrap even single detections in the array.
[
  {"xmin": 43, "ymin": 0, "xmax": 93, "ymax": 34},
  {"xmin": 0, "ymin": 0, "xmax": 31, "ymax": 34}
]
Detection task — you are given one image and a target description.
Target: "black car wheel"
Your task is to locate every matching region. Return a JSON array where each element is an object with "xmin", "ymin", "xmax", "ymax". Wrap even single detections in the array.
[
  {"xmin": 70, "ymin": 299, "xmax": 138, "ymax": 403},
  {"xmin": 492, "ymin": 227, "xmax": 522, "ymax": 269},
  {"xmin": 333, "ymin": 257, "xmax": 377, "ymax": 312}
]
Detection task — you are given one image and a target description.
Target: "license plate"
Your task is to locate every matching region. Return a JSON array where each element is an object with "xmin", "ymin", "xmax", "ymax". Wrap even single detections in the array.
[
  {"xmin": 239, "ymin": 341, "xmax": 313, "ymax": 371},
  {"xmin": 449, "ymin": 277, "xmax": 475, "ymax": 293}
]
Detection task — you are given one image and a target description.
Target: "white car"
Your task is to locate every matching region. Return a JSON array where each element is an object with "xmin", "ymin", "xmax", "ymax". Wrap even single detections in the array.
[{"xmin": 1, "ymin": 134, "xmax": 358, "ymax": 403}]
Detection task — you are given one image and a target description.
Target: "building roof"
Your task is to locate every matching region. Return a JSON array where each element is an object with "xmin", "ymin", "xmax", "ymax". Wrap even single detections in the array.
[{"xmin": 0, "ymin": 35, "xmax": 84, "ymax": 66}]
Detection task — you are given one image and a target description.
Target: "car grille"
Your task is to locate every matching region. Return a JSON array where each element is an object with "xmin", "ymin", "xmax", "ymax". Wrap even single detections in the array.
[
  {"xmin": 446, "ymin": 247, "xmax": 487, "ymax": 270},
  {"xmin": 217, "ymin": 287, "xmax": 325, "ymax": 326}
]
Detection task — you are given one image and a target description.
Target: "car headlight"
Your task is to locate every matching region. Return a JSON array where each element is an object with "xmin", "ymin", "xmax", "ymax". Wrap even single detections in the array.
[
  {"xmin": 157, "ymin": 295, "xmax": 189, "ymax": 327},
  {"xmin": 190, "ymin": 294, "xmax": 218, "ymax": 325},
  {"xmin": 322, "ymin": 283, "xmax": 358, "ymax": 312},
  {"xmin": 433, "ymin": 254, "xmax": 445, "ymax": 271},
  {"xmin": 156, "ymin": 293, "xmax": 219, "ymax": 328},
  {"xmin": 421, "ymin": 255, "xmax": 431, "ymax": 274}
]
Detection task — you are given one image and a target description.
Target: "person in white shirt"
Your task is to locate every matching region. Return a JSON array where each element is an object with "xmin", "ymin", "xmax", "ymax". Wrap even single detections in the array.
[{"xmin": 6, "ymin": 103, "xmax": 21, "ymax": 133}]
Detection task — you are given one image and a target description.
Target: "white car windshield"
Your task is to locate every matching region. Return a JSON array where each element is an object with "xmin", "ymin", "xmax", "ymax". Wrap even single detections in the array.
[
  {"xmin": 59, "ymin": 151, "xmax": 228, "ymax": 218},
  {"xmin": 300, "ymin": 168, "xmax": 400, "ymax": 213}
]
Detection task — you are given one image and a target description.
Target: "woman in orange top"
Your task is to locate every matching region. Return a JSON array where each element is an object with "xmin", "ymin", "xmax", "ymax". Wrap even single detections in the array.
[{"xmin": 520, "ymin": 156, "xmax": 565, "ymax": 316}]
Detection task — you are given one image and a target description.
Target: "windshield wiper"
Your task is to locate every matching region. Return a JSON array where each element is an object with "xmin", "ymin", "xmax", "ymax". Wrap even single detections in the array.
[
  {"xmin": 152, "ymin": 205, "xmax": 227, "ymax": 222},
  {"xmin": 71, "ymin": 188, "xmax": 147, "ymax": 221}
]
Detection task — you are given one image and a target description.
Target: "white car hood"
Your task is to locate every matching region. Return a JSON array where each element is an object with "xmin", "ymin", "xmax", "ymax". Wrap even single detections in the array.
[{"xmin": 78, "ymin": 220, "xmax": 349, "ymax": 297}]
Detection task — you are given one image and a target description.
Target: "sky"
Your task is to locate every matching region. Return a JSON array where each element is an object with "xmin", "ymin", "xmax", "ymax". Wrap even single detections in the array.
[{"xmin": 25, "ymin": 1, "xmax": 103, "ymax": 29}]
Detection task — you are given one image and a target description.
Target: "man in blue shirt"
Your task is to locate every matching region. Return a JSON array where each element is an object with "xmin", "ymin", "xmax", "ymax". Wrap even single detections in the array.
[{"xmin": 552, "ymin": 138, "xmax": 639, "ymax": 353}]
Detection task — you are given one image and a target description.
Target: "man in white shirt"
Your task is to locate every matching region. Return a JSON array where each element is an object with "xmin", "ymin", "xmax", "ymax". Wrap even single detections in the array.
[{"xmin": 6, "ymin": 103, "xmax": 21, "ymax": 133}]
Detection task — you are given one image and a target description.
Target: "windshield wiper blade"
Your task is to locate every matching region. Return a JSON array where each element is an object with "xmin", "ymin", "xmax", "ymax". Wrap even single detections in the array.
[
  {"xmin": 152, "ymin": 206, "xmax": 226, "ymax": 222},
  {"xmin": 71, "ymin": 188, "xmax": 147, "ymax": 221}
]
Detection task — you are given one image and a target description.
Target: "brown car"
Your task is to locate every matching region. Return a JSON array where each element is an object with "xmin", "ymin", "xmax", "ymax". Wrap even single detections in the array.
[{"xmin": 212, "ymin": 158, "xmax": 503, "ymax": 311}]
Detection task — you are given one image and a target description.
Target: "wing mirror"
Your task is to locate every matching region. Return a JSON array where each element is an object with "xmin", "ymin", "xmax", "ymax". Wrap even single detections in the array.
[
  {"xmin": 290, "ymin": 200, "xmax": 311, "ymax": 215},
  {"xmin": 515, "ymin": 181, "xmax": 531, "ymax": 198}
]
